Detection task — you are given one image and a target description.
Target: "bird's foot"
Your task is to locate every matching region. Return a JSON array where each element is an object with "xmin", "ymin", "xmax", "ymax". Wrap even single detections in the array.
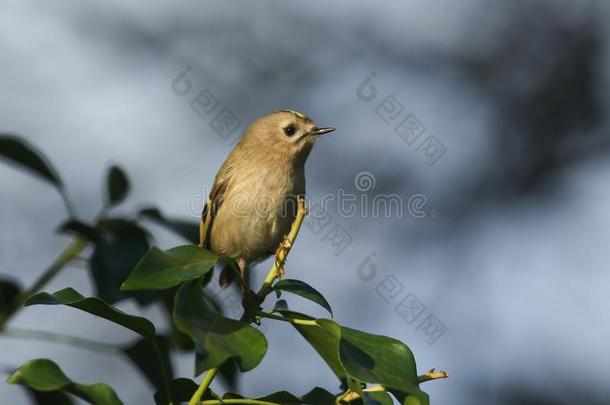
[
  {"xmin": 281, "ymin": 237, "xmax": 292, "ymax": 251},
  {"xmin": 273, "ymin": 235, "xmax": 292, "ymax": 279}
]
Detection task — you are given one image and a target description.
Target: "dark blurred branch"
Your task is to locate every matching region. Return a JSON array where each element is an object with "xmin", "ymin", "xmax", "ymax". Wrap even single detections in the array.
[
  {"xmin": 0, "ymin": 238, "xmax": 89, "ymax": 330},
  {"xmin": 0, "ymin": 327, "xmax": 118, "ymax": 352}
]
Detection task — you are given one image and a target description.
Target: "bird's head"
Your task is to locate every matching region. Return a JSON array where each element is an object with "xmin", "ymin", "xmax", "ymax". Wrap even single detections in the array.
[{"xmin": 240, "ymin": 110, "xmax": 335, "ymax": 162}]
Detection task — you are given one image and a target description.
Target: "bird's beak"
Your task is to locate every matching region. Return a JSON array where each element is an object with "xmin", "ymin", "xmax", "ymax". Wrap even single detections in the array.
[{"xmin": 309, "ymin": 127, "xmax": 335, "ymax": 136}]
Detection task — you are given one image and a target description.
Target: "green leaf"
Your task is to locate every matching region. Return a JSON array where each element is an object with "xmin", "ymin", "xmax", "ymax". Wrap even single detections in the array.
[
  {"xmin": 0, "ymin": 135, "xmax": 62, "ymax": 188},
  {"xmin": 0, "ymin": 135, "xmax": 73, "ymax": 214},
  {"xmin": 273, "ymin": 279, "xmax": 332, "ymax": 316},
  {"xmin": 278, "ymin": 311, "xmax": 428, "ymax": 404},
  {"xmin": 222, "ymin": 391, "xmax": 300, "ymax": 404},
  {"xmin": 121, "ymin": 335, "xmax": 173, "ymax": 401},
  {"xmin": 0, "ymin": 278, "xmax": 21, "ymax": 318},
  {"xmin": 91, "ymin": 219, "xmax": 157, "ymax": 305},
  {"xmin": 222, "ymin": 388, "xmax": 338, "ymax": 405},
  {"xmin": 300, "ymin": 387, "xmax": 337, "ymax": 405},
  {"xmin": 26, "ymin": 288, "xmax": 155, "ymax": 337},
  {"xmin": 122, "ymin": 245, "xmax": 219, "ymax": 292},
  {"xmin": 57, "ymin": 220, "xmax": 100, "ymax": 242},
  {"xmin": 339, "ymin": 328, "xmax": 420, "ymax": 393},
  {"xmin": 139, "ymin": 207, "xmax": 200, "ymax": 245},
  {"xmin": 7, "ymin": 359, "xmax": 122, "ymax": 405},
  {"xmin": 278, "ymin": 310, "xmax": 345, "ymax": 379},
  {"xmin": 106, "ymin": 166, "xmax": 129, "ymax": 206},
  {"xmin": 173, "ymin": 280, "xmax": 267, "ymax": 375},
  {"xmin": 250, "ymin": 391, "xmax": 301, "ymax": 404},
  {"xmin": 160, "ymin": 289, "xmax": 195, "ymax": 351},
  {"xmin": 339, "ymin": 326, "xmax": 428, "ymax": 404},
  {"xmin": 154, "ymin": 378, "xmax": 199, "ymax": 405}
]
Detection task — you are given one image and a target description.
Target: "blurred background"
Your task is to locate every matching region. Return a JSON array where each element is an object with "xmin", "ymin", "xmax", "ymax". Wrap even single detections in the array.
[{"xmin": 1, "ymin": 0, "xmax": 610, "ymax": 403}]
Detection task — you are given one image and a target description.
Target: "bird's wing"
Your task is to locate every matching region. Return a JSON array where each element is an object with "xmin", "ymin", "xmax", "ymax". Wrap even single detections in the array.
[{"xmin": 199, "ymin": 170, "xmax": 231, "ymax": 249}]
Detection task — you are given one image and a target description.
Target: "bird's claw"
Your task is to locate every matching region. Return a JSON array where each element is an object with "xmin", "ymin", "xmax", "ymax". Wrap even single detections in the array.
[
  {"xmin": 273, "ymin": 235, "xmax": 292, "ymax": 279},
  {"xmin": 277, "ymin": 265, "xmax": 285, "ymax": 278}
]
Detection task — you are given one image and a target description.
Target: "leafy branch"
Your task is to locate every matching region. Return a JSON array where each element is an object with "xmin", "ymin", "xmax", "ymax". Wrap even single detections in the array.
[
  {"xmin": 0, "ymin": 135, "xmax": 448, "ymax": 405},
  {"xmin": 189, "ymin": 197, "xmax": 308, "ymax": 405}
]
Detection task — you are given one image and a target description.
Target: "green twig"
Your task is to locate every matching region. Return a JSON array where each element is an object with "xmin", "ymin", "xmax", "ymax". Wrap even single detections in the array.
[
  {"xmin": 189, "ymin": 368, "xmax": 218, "ymax": 405},
  {"xmin": 256, "ymin": 196, "xmax": 308, "ymax": 300},
  {"xmin": 339, "ymin": 386, "xmax": 387, "ymax": 403},
  {"xmin": 255, "ymin": 311, "xmax": 316, "ymax": 326},
  {"xmin": 335, "ymin": 389, "xmax": 352, "ymax": 404},
  {"xmin": 0, "ymin": 238, "xmax": 89, "ymax": 330},
  {"xmin": 417, "ymin": 368, "xmax": 449, "ymax": 383}
]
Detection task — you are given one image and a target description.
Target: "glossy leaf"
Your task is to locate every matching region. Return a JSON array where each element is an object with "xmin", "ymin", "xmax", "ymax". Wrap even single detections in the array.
[
  {"xmin": 278, "ymin": 310, "xmax": 345, "ymax": 378},
  {"xmin": 160, "ymin": 289, "xmax": 196, "ymax": 351},
  {"xmin": 224, "ymin": 391, "xmax": 301, "ymax": 404},
  {"xmin": 279, "ymin": 310, "xmax": 428, "ymax": 404},
  {"xmin": 339, "ymin": 325, "xmax": 428, "ymax": 404},
  {"xmin": 139, "ymin": 207, "xmax": 199, "ymax": 245},
  {"xmin": 106, "ymin": 166, "xmax": 129, "ymax": 206},
  {"xmin": 26, "ymin": 288, "xmax": 155, "ymax": 337},
  {"xmin": 0, "ymin": 135, "xmax": 62, "ymax": 188},
  {"xmin": 273, "ymin": 279, "xmax": 332, "ymax": 316},
  {"xmin": 122, "ymin": 245, "xmax": 219, "ymax": 291},
  {"xmin": 7, "ymin": 359, "xmax": 122, "ymax": 405},
  {"xmin": 173, "ymin": 280, "xmax": 267, "ymax": 375},
  {"xmin": 223, "ymin": 388, "xmax": 337, "ymax": 405},
  {"xmin": 91, "ymin": 219, "xmax": 156, "ymax": 305},
  {"xmin": 340, "ymin": 327, "xmax": 420, "ymax": 393}
]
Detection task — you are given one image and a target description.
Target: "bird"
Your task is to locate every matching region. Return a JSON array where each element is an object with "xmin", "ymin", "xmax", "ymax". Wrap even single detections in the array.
[{"xmin": 198, "ymin": 109, "xmax": 335, "ymax": 291}]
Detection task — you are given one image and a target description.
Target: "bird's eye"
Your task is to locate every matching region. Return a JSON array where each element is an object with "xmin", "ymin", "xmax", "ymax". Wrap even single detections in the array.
[{"xmin": 283, "ymin": 124, "xmax": 296, "ymax": 136}]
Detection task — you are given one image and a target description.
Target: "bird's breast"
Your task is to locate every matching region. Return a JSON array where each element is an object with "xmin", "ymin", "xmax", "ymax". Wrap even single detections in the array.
[{"xmin": 210, "ymin": 163, "xmax": 305, "ymax": 262}]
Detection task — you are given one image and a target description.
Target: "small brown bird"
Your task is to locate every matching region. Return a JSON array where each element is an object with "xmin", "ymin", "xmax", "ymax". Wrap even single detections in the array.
[{"xmin": 199, "ymin": 109, "xmax": 334, "ymax": 287}]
